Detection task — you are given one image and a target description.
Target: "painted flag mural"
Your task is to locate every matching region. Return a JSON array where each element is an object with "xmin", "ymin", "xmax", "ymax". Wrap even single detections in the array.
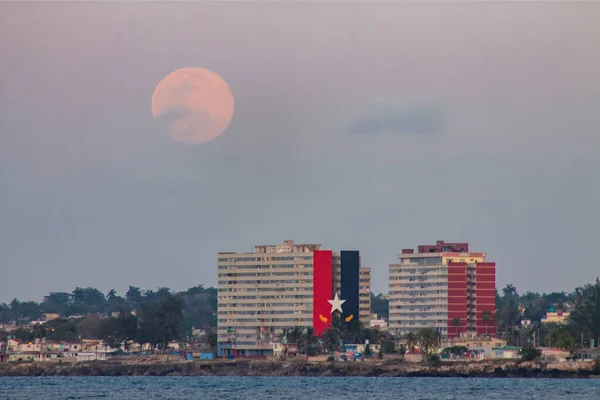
[{"xmin": 312, "ymin": 250, "xmax": 333, "ymax": 336}]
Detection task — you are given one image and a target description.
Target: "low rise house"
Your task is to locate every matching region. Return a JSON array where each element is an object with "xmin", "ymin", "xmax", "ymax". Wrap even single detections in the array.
[
  {"xmin": 343, "ymin": 343, "xmax": 380, "ymax": 355},
  {"xmin": 369, "ymin": 316, "xmax": 388, "ymax": 331},
  {"xmin": 541, "ymin": 308, "xmax": 570, "ymax": 325},
  {"xmin": 441, "ymin": 331, "xmax": 507, "ymax": 350},
  {"xmin": 5, "ymin": 338, "xmax": 112, "ymax": 363},
  {"xmin": 491, "ymin": 345, "xmax": 521, "ymax": 359},
  {"xmin": 0, "ymin": 324, "xmax": 18, "ymax": 333},
  {"xmin": 572, "ymin": 348, "xmax": 600, "ymax": 361},
  {"xmin": 8, "ymin": 351, "xmax": 63, "ymax": 363},
  {"xmin": 540, "ymin": 347, "xmax": 570, "ymax": 363},
  {"xmin": 272, "ymin": 343, "xmax": 299, "ymax": 359}
]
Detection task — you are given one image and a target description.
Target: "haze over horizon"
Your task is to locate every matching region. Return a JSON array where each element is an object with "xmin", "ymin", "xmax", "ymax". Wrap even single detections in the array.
[{"xmin": 1, "ymin": 2, "xmax": 599, "ymax": 303}]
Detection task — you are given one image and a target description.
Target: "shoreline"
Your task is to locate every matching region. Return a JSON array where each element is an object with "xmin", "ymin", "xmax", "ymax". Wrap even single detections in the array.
[{"xmin": 1, "ymin": 359, "xmax": 599, "ymax": 378}]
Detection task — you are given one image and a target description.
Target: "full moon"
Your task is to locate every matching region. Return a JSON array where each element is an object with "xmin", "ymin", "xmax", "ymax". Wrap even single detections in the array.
[{"xmin": 151, "ymin": 67, "xmax": 235, "ymax": 144}]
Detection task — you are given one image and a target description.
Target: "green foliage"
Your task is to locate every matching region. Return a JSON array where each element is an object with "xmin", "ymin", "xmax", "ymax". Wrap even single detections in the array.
[
  {"xmin": 10, "ymin": 327, "xmax": 34, "ymax": 342},
  {"xmin": 327, "ymin": 355, "xmax": 334, "ymax": 362},
  {"xmin": 442, "ymin": 346, "xmax": 468, "ymax": 356},
  {"xmin": 370, "ymin": 293, "xmax": 389, "ymax": 320},
  {"xmin": 75, "ymin": 314, "xmax": 104, "ymax": 339},
  {"xmin": 404, "ymin": 332, "xmax": 418, "ymax": 352},
  {"xmin": 71, "ymin": 287, "xmax": 106, "ymax": 314},
  {"xmin": 99, "ymin": 314, "xmax": 139, "ymax": 350},
  {"xmin": 180, "ymin": 285, "xmax": 218, "ymax": 333},
  {"xmin": 451, "ymin": 317, "xmax": 461, "ymax": 336},
  {"xmin": 520, "ymin": 346, "xmax": 541, "ymax": 361},
  {"xmin": 44, "ymin": 318, "xmax": 80, "ymax": 342},
  {"xmin": 1, "ymin": 284, "xmax": 218, "ymax": 342},
  {"xmin": 138, "ymin": 294, "xmax": 184, "ymax": 351},
  {"xmin": 568, "ymin": 278, "xmax": 600, "ymax": 347},
  {"xmin": 363, "ymin": 343, "xmax": 373, "ymax": 357},
  {"xmin": 418, "ymin": 328, "xmax": 437, "ymax": 355},
  {"xmin": 381, "ymin": 336, "xmax": 397, "ymax": 353},
  {"xmin": 547, "ymin": 326, "xmax": 577, "ymax": 352},
  {"xmin": 494, "ymin": 280, "xmax": 598, "ymax": 347}
]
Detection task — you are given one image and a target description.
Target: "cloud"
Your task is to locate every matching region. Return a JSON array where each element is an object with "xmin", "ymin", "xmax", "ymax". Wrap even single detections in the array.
[{"xmin": 345, "ymin": 99, "xmax": 444, "ymax": 136}]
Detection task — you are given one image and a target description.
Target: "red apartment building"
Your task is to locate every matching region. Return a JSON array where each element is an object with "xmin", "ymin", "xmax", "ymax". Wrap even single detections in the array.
[{"xmin": 389, "ymin": 240, "xmax": 496, "ymax": 339}]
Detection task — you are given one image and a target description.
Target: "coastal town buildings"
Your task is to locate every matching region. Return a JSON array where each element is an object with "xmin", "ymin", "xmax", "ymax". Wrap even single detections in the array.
[
  {"xmin": 440, "ymin": 331, "xmax": 506, "ymax": 350},
  {"xmin": 369, "ymin": 314, "xmax": 388, "ymax": 331},
  {"xmin": 217, "ymin": 240, "xmax": 371, "ymax": 358},
  {"xmin": 541, "ymin": 308, "xmax": 570, "ymax": 325},
  {"xmin": 2, "ymin": 338, "xmax": 113, "ymax": 363},
  {"xmin": 388, "ymin": 240, "xmax": 496, "ymax": 339}
]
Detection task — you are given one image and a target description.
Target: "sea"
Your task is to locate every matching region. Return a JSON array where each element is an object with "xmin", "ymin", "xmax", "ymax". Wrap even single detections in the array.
[{"xmin": 0, "ymin": 376, "xmax": 599, "ymax": 399}]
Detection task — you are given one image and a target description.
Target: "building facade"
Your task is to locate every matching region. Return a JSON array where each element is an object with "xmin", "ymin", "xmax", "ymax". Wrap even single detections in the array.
[
  {"xmin": 217, "ymin": 240, "xmax": 370, "ymax": 357},
  {"xmin": 541, "ymin": 308, "xmax": 570, "ymax": 325},
  {"xmin": 359, "ymin": 267, "xmax": 371, "ymax": 325},
  {"xmin": 389, "ymin": 240, "xmax": 496, "ymax": 339}
]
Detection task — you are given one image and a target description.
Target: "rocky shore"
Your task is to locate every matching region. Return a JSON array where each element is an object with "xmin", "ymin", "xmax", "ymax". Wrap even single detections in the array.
[{"xmin": 1, "ymin": 358, "xmax": 599, "ymax": 378}]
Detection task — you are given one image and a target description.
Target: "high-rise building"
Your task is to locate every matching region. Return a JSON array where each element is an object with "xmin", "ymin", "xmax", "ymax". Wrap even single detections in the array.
[
  {"xmin": 388, "ymin": 240, "xmax": 496, "ymax": 339},
  {"xmin": 359, "ymin": 267, "xmax": 371, "ymax": 325},
  {"xmin": 217, "ymin": 240, "xmax": 370, "ymax": 357}
]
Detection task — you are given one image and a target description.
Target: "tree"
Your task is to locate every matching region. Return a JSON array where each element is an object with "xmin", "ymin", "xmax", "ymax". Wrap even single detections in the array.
[
  {"xmin": 569, "ymin": 278, "xmax": 600, "ymax": 347},
  {"xmin": 0, "ymin": 303, "xmax": 9, "ymax": 324},
  {"xmin": 418, "ymin": 328, "xmax": 437, "ymax": 355},
  {"xmin": 363, "ymin": 343, "xmax": 373, "ymax": 358},
  {"xmin": 303, "ymin": 327, "xmax": 320, "ymax": 356},
  {"xmin": 125, "ymin": 286, "xmax": 143, "ymax": 310},
  {"xmin": 31, "ymin": 323, "xmax": 47, "ymax": 340},
  {"xmin": 138, "ymin": 294, "xmax": 184, "ymax": 351},
  {"xmin": 322, "ymin": 322, "xmax": 343, "ymax": 353},
  {"xmin": 99, "ymin": 314, "xmax": 139, "ymax": 351},
  {"xmin": 76, "ymin": 314, "xmax": 105, "ymax": 339},
  {"xmin": 520, "ymin": 346, "xmax": 541, "ymax": 361},
  {"xmin": 503, "ymin": 284, "xmax": 518, "ymax": 299},
  {"xmin": 179, "ymin": 286, "xmax": 218, "ymax": 334},
  {"xmin": 370, "ymin": 293, "xmax": 389, "ymax": 320},
  {"xmin": 381, "ymin": 333, "xmax": 397, "ymax": 353},
  {"xmin": 404, "ymin": 332, "xmax": 418, "ymax": 352},
  {"xmin": 11, "ymin": 327, "xmax": 34, "ymax": 342},
  {"xmin": 40, "ymin": 292, "xmax": 72, "ymax": 316},
  {"xmin": 205, "ymin": 329, "xmax": 218, "ymax": 352},
  {"xmin": 442, "ymin": 346, "xmax": 468, "ymax": 357},
  {"xmin": 452, "ymin": 317, "xmax": 461, "ymax": 337},
  {"xmin": 44, "ymin": 318, "xmax": 80, "ymax": 342},
  {"xmin": 71, "ymin": 287, "xmax": 106, "ymax": 315},
  {"xmin": 8, "ymin": 299, "xmax": 41, "ymax": 324},
  {"xmin": 106, "ymin": 290, "xmax": 125, "ymax": 314},
  {"xmin": 482, "ymin": 311, "xmax": 492, "ymax": 336},
  {"xmin": 548, "ymin": 328, "xmax": 576, "ymax": 352}
]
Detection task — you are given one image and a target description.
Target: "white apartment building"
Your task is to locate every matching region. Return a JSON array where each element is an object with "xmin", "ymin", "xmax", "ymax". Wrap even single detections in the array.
[{"xmin": 217, "ymin": 240, "xmax": 371, "ymax": 358}]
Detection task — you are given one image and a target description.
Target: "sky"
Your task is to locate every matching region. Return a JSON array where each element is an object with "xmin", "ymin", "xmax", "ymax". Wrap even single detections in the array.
[{"xmin": 1, "ymin": 2, "xmax": 599, "ymax": 303}]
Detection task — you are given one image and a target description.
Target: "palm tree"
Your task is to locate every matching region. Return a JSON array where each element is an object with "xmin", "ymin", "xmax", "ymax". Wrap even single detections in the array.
[
  {"xmin": 404, "ymin": 332, "xmax": 418, "ymax": 353},
  {"xmin": 323, "ymin": 326, "xmax": 343, "ymax": 353},
  {"xmin": 452, "ymin": 317, "xmax": 461, "ymax": 337},
  {"xmin": 502, "ymin": 284, "xmax": 518, "ymax": 299},
  {"xmin": 482, "ymin": 311, "xmax": 492, "ymax": 336},
  {"xmin": 418, "ymin": 328, "xmax": 437, "ymax": 355}
]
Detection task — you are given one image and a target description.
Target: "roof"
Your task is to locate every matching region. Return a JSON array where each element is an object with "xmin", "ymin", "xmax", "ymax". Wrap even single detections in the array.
[{"xmin": 492, "ymin": 346, "xmax": 521, "ymax": 351}]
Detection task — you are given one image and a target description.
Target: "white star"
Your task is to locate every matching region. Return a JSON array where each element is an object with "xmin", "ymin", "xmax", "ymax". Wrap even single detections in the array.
[{"xmin": 328, "ymin": 293, "xmax": 346, "ymax": 314}]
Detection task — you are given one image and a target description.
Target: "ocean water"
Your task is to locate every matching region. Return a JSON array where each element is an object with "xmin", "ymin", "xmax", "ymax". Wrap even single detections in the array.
[{"xmin": 0, "ymin": 376, "xmax": 599, "ymax": 400}]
